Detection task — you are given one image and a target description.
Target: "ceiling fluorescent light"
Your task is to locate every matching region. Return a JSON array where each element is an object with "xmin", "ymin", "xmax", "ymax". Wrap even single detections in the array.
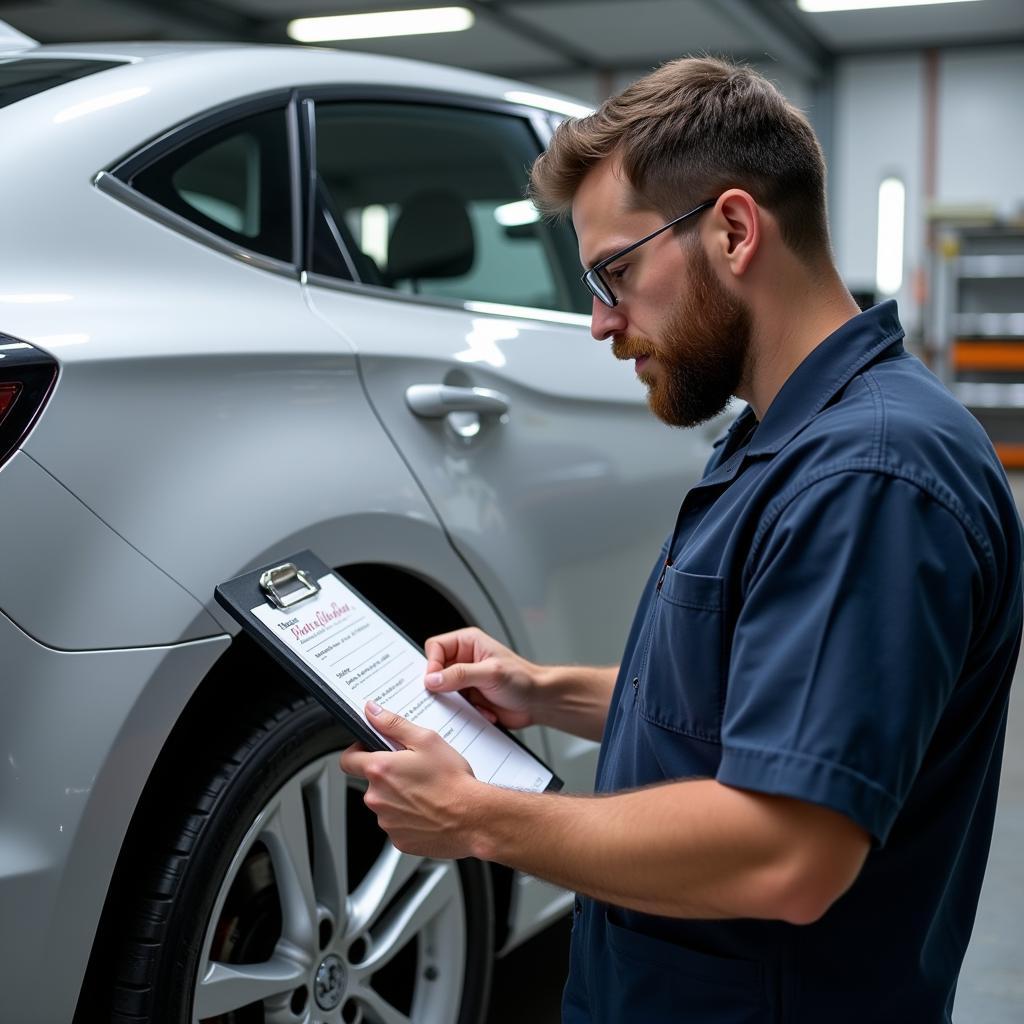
[
  {"xmin": 798, "ymin": 0, "xmax": 980, "ymax": 11},
  {"xmin": 288, "ymin": 7, "xmax": 474, "ymax": 43}
]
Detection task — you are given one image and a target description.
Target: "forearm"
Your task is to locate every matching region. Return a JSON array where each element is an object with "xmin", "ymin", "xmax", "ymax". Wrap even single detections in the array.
[
  {"xmin": 464, "ymin": 779, "xmax": 865, "ymax": 923},
  {"xmin": 530, "ymin": 664, "xmax": 618, "ymax": 741}
]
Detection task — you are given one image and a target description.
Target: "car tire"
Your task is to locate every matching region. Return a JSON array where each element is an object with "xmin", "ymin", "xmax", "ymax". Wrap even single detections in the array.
[{"xmin": 109, "ymin": 692, "xmax": 493, "ymax": 1024}]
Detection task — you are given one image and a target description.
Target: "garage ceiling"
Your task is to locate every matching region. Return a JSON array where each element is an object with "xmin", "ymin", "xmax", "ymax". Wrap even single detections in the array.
[{"xmin": 2, "ymin": 0, "xmax": 1023, "ymax": 82}]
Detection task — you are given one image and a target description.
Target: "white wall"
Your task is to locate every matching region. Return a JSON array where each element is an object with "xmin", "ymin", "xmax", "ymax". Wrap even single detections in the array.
[
  {"xmin": 832, "ymin": 54, "xmax": 925, "ymax": 328},
  {"xmin": 831, "ymin": 45, "xmax": 1024, "ymax": 335},
  {"xmin": 937, "ymin": 46, "xmax": 1024, "ymax": 217}
]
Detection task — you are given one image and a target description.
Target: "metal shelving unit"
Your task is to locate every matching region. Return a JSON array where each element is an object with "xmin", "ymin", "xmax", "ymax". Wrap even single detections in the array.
[{"xmin": 930, "ymin": 223, "xmax": 1024, "ymax": 467}]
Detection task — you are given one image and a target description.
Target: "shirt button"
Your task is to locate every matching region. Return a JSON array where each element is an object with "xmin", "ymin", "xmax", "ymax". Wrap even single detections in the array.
[
  {"xmin": 574, "ymin": 897, "xmax": 582, "ymax": 915},
  {"xmin": 632, "ymin": 676, "xmax": 639, "ymax": 690}
]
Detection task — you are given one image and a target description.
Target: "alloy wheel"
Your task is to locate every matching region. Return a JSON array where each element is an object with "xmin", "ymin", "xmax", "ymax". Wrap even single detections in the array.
[{"xmin": 192, "ymin": 753, "xmax": 466, "ymax": 1024}]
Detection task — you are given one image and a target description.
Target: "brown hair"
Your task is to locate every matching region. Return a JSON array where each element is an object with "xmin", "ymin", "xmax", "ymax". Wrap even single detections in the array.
[{"xmin": 529, "ymin": 56, "xmax": 830, "ymax": 263}]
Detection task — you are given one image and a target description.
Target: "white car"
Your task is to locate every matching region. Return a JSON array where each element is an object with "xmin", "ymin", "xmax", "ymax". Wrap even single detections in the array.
[{"xmin": 0, "ymin": 23, "xmax": 722, "ymax": 1024}]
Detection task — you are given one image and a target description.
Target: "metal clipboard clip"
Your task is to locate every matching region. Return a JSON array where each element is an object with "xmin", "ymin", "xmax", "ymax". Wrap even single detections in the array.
[{"xmin": 259, "ymin": 562, "xmax": 321, "ymax": 610}]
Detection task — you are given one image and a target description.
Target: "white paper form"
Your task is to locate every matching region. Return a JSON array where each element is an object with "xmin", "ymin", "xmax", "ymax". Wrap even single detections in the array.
[{"xmin": 252, "ymin": 574, "xmax": 552, "ymax": 792}]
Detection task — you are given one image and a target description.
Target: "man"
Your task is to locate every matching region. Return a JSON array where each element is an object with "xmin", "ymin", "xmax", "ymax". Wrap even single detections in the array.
[{"xmin": 341, "ymin": 57, "xmax": 1022, "ymax": 1021}]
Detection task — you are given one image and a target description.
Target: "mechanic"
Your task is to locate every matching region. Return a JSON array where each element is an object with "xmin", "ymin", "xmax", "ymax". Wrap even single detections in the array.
[{"xmin": 340, "ymin": 57, "xmax": 1023, "ymax": 1022}]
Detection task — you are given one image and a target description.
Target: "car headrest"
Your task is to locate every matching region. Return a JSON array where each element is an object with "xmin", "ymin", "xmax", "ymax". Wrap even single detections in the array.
[{"xmin": 386, "ymin": 189, "xmax": 474, "ymax": 283}]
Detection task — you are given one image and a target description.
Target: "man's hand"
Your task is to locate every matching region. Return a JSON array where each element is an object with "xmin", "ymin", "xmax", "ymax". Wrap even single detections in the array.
[
  {"xmin": 339, "ymin": 702, "xmax": 486, "ymax": 859},
  {"xmin": 424, "ymin": 626, "xmax": 619, "ymax": 742},
  {"xmin": 423, "ymin": 627, "xmax": 540, "ymax": 730}
]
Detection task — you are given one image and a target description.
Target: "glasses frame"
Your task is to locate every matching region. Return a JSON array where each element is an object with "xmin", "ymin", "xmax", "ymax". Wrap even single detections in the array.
[{"xmin": 581, "ymin": 199, "xmax": 716, "ymax": 308}]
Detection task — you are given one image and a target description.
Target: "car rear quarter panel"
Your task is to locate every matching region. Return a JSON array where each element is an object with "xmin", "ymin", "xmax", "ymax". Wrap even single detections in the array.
[{"xmin": 0, "ymin": 611, "xmax": 229, "ymax": 1024}]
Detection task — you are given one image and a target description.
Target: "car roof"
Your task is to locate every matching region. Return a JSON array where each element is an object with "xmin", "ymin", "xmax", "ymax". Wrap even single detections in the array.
[{"xmin": 0, "ymin": 41, "xmax": 584, "ymax": 112}]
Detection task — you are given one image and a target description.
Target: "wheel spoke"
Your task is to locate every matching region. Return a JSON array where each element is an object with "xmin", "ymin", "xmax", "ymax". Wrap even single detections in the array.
[
  {"xmin": 360, "ymin": 862, "xmax": 459, "ymax": 973},
  {"xmin": 347, "ymin": 844, "xmax": 423, "ymax": 936},
  {"xmin": 262, "ymin": 775, "xmax": 318, "ymax": 950},
  {"xmin": 354, "ymin": 984, "xmax": 414, "ymax": 1024},
  {"xmin": 306, "ymin": 761, "xmax": 349, "ymax": 926},
  {"xmin": 194, "ymin": 956, "xmax": 305, "ymax": 1019}
]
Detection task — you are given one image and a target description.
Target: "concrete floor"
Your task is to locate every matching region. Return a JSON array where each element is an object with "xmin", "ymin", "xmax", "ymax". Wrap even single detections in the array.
[
  {"xmin": 954, "ymin": 676, "xmax": 1024, "ymax": 1021},
  {"xmin": 487, "ymin": 473, "xmax": 1024, "ymax": 1023},
  {"xmin": 952, "ymin": 471, "xmax": 1024, "ymax": 1021}
]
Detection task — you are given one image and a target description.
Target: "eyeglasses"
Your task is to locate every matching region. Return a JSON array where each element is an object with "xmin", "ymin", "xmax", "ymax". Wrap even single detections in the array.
[{"xmin": 581, "ymin": 199, "xmax": 716, "ymax": 308}]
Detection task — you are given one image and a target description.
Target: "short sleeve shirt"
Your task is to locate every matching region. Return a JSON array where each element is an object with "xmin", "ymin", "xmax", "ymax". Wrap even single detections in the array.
[{"xmin": 563, "ymin": 301, "xmax": 1023, "ymax": 1024}]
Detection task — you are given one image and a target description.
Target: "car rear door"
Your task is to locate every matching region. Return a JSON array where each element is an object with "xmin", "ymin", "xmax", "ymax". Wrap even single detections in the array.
[{"xmin": 299, "ymin": 91, "xmax": 722, "ymax": 789}]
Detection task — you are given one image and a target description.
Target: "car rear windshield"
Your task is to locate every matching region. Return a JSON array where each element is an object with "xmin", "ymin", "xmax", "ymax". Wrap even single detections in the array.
[{"xmin": 0, "ymin": 57, "xmax": 123, "ymax": 110}]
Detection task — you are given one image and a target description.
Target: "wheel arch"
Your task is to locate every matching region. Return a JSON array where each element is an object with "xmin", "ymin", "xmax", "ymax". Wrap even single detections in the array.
[{"xmin": 73, "ymin": 561, "xmax": 516, "ymax": 1021}]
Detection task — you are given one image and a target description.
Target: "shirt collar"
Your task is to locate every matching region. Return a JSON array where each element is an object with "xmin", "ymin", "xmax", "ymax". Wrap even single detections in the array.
[
  {"xmin": 695, "ymin": 301, "xmax": 905, "ymax": 493},
  {"xmin": 743, "ymin": 299, "xmax": 905, "ymax": 457}
]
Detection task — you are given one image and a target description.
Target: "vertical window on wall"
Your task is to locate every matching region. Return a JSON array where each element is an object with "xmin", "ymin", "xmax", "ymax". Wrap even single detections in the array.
[{"xmin": 876, "ymin": 176, "xmax": 905, "ymax": 296}]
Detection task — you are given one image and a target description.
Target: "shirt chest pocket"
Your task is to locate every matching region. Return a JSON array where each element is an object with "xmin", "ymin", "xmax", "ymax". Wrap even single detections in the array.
[{"xmin": 637, "ymin": 567, "xmax": 726, "ymax": 742}]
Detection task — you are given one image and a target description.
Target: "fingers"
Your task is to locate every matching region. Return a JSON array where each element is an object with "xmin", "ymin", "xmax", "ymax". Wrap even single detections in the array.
[
  {"xmin": 424, "ymin": 658, "xmax": 500, "ymax": 696},
  {"xmin": 364, "ymin": 700, "xmax": 437, "ymax": 750},
  {"xmin": 423, "ymin": 627, "xmax": 487, "ymax": 674},
  {"xmin": 339, "ymin": 741, "xmax": 371, "ymax": 777},
  {"xmin": 340, "ymin": 701, "xmax": 452, "ymax": 776}
]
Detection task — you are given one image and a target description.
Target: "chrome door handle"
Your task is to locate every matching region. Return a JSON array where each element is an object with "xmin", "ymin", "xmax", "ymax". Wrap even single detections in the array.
[{"xmin": 405, "ymin": 384, "xmax": 510, "ymax": 419}]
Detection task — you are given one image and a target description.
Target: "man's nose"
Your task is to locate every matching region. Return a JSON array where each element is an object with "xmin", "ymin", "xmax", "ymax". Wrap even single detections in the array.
[{"xmin": 590, "ymin": 297, "xmax": 627, "ymax": 342}]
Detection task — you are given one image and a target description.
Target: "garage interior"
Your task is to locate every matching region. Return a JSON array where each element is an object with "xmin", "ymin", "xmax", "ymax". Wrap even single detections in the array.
[{"xmin": 4, "ymin": 1, "xmax": 1023, "ymax": 1020}]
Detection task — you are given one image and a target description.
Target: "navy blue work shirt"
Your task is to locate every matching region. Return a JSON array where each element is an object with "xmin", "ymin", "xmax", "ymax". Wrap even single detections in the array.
[{"xmin": 563, "ymin": 301, "xmax": 1022, "ymax": 1023}]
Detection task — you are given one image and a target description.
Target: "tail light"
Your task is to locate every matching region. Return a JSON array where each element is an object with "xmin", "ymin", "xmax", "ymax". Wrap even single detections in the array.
[{"xmin": 0, "ymin": 334, "xmax": 58, "ymax": 469}]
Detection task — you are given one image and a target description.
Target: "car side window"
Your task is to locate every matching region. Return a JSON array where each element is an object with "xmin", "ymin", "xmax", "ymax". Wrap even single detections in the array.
[
  {"xmin": 0, "ymin": 57, "xmax": 124, "ymax": 110},
  {"xmin": 312, "ymin": 102, "xmax": 590, "ymax": 314},
  {"xmin": 128, "ymin": 107, "xmax": 293, "ymax": 263}
]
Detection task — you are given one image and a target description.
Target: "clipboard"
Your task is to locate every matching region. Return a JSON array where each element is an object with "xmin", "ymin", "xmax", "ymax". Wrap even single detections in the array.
[{"xmin": 215, "ymin": 550, "xmax": 562, "ymax": 792}]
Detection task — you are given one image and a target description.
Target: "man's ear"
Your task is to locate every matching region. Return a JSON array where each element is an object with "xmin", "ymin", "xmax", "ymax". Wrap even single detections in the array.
[{"xmin": 710, "ymin": 189, "xmax": 760, "ymax": 278}]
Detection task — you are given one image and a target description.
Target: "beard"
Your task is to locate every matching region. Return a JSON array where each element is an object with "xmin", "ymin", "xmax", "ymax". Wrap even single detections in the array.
[{"xmin": 612, "ymin": 245, "xmax": 752, "ymax": 427}]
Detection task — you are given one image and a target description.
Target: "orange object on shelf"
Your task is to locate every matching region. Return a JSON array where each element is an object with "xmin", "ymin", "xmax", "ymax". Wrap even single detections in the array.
[
  {"xmin": 953, "ymin": 342, "xmax": 1024, "ymax": 371},
  {"xmin": 994, "ymin": 443, "xmax": 1024, "ymax": 469}
]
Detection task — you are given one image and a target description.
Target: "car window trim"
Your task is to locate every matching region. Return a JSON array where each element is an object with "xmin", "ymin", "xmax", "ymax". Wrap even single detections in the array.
[
  {"xmin": 97, "ymin": 88, "xmax": 303, "ymax": 276},
  {"xmin": 300, "ymin": 95, "xmax": 317, "ymax": 276},
  {"xmin": 92, "ymin": 83, "xmax": 582, "ymax": 314},
  {"xmin": 302, "ymin": 270, "xmax": 591, "ymax": 329},
  {"xmin": 298, "ymin": 82, "xmax": 552, "ymax": 126},
  {"xmin": 286, "ymin": 93, "xmax": 303, "ymax": 271},
  {"xmin": 106, "ymin": 88, "xmax": 296, "ymax": 181},
  {"xmin": 93, "ymin": 170, "xmax": 299, "ymax": 279},
  {"xmin": 297, "ymin": 86, "xmax": 583, "ymax": 327}
]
